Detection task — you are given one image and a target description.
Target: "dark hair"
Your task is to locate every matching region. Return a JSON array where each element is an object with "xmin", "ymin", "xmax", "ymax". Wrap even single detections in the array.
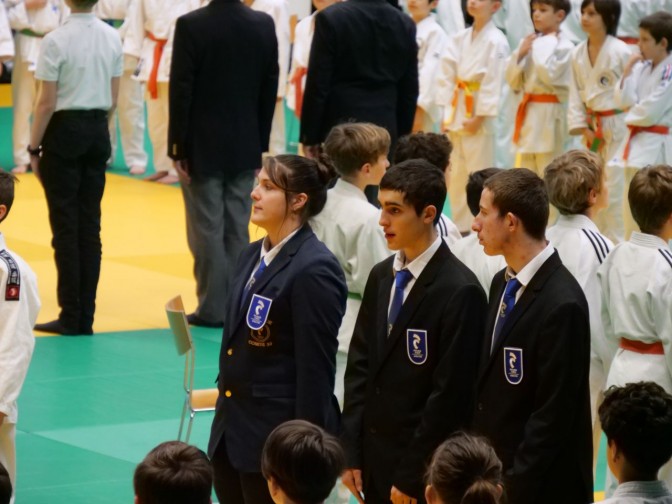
[
  {"xmin": 580, "ymin": 0, "xmax": 621, "ymax": 36},
  {"xmin": 380, "ymin": 160, "xmax": 446, "ymax": 225},
  {"xmin": 628, "ymin": 164, "xmax": 672, "ymax": 234},
  {"xmin": 0, "ymin": 462, "xmax": 11, "ymax": 504},
  {"xmin": 640, "ymin": 12, "xmax": 672, "ymax": 50},
  {"xmin": 133, "ymin": 441, "xmax": 213, "ymax": 504},
  {"xmin": 323, "ymin": 123, "xmax": 390, "ymax": 177},
  {"xmin": 599, "ymin": 382, "xmax": 672, "ymax": 476},
  {"xmin": 427, "ymin": 432, "xmax": 503, "ymax": 504},
  {"xmin": 531, "ymin": 0, "xmax": 571, "ymax": 15},
  {"xmin": 393, "ymin": 133, "xmax": 453, "ymax": 174},
  {"xmin": 261, "ymin": 420, "xmax": 345, "ymax": 504},
  {"xmin": 466, "ymin": 168, "xmax": 502, "ymax": 217},
  {"xmin": 70, "ymin": 0, "xmax": 98, "ymax": 7},
  {"xmin": 483, "ymin": 169, "xmax": 548, "ymax": 240},
  {"xmin": 0, "ymin": 171, "xmax": 17, "ymax": 224},
  {"xmin": 263, "ymin": 154, "xmax": 337, "ymax": 223}
]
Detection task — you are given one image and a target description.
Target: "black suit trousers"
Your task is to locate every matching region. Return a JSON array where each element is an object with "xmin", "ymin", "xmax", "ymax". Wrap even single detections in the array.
[
  {"xmin": 211, "ymin": 440, "xmax": 274, "ymax": 504},
  {"xmin": 39, "ymin": 110, "xmax": 110, "ymax": 333}
]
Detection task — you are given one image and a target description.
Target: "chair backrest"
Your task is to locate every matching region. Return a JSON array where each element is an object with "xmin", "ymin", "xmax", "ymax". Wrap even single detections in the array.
[{"xmin": 165, "ymin": 295, "xmax": 193, "ymax": 356}]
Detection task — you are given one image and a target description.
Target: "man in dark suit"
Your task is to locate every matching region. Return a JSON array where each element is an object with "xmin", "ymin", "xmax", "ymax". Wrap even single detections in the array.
[
  {"xmin": 341, "ymin": 160, "xmax": 487, "ymax": 504},
  {"xmin": 300, "ymin": 0, "xmax": 419, "ymax": 156},
  {"xmin": 470, "ymin": 169, "xmax": 593, "ymax": 504},
  {"xmin": 168, "ymin": 0, "xmax": 278, "ymax": 327}
]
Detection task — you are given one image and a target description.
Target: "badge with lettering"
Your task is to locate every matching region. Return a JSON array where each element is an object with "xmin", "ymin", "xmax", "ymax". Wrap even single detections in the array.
[
  {"xmin": 249, "ymin": 320, "xmax": 273, "ymax": 348},
  {"xmin": 503, "ymin": 347, "xmax": 523, "ymax": 385},
  {"xmin": 246, "ymin": 294, "xmax": 272, "ymax": 331},
  {"xmin": 407, "ymin": 329, "xmax": 428, "ymax": 365}
]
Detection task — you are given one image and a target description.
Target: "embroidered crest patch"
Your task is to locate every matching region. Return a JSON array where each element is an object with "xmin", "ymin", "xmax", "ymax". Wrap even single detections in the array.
[
  {"xmin": 407, "ymin": 329, "xmax": 428, "ymax": 365},
  {"xmin": 246, "ymin": 294, "xmax": 272, "ymax": 331},
  {"xmin": 503, "ymin": 347, "xmax": 523, "ymax": 385}
]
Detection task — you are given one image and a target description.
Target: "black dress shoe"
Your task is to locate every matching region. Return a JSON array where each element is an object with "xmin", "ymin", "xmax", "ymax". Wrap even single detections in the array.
[
  {"xmin": 34, "ymin": 320, "xmax": 88, "ymax": 336},
  {"xmin": 186, "ymin": 313, "xmax": 224, "ymax": 328}
]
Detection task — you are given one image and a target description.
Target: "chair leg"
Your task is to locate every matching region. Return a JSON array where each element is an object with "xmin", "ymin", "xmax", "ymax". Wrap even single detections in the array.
[
  {"xmin": 185, "ymin": 409, "xmax": 196, "ymax": 443},
  {"xmin": 177, "ymin": 395, "xmax": 189, "ymax": 441}
]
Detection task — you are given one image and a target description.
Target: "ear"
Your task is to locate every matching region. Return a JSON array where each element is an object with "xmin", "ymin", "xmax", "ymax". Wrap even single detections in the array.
[
  {"xmin": 290, "ymin": 193, "xmax": 308, "ymax": 213},
  {"xmin": 555, "ymin": 9, "xmax": 567, "ymax": 22},
  {"xmin": 425, "ymin": 485, "xmax": 437, "ymax": 504},
  {"xmin": 134, "ymin": 496, "xmax": 140, "ymax": 504},
  {"xmin": 587, "ymin": 187, "xmax": 598, "ymax": 207},
  {"xmin": 505, "ymin": 211, "xmax": 519, "ymax": 232},
  {"xmin": 267, "ymin": 476, "xmax": 280, "ymax": 498},
  {"xmin": 360, "ymin": 162, "xmax": 372, "ymax": 175},
  {"xmin": 0, "ymin": 204, "xmax": 7, "ymax": 222},
  {"xmin": 662, "ymin": 36, "xmax": 669, "ymax": 51},
  {"xmin": 423, "ymin": 205, "xmax": 438, "ymax": 225},
  {"xmin": 496, "ymin": 483, "xmax": 504, "ymax": 499}
]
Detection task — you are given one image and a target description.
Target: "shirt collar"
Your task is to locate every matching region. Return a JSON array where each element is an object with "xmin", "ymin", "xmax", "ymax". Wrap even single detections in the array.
[
  {"xmin": 68, "ymin": 13, "xmax": 97, "ymax": 20},
  {"xmin": 554, "ymin": 214, "xmax": 599, "ymax": 232},
  {"xmin": 613, "ymin": 480, "xmax": 672, "ymax": 498},
  {"xmin": 333, "ymin": 178, "xmax": 368, "ymax": 202},
  {"xmin": 629, "ymin": 231, "xmax": 671, "ymax": 250},
  {"xmin": 392, "ymin": 235, "xmax": 442, "ymax": 279},
  {"xmin": 0, "ymin": 233, "xmax": 5, "ymax": 250},
  {"xmin": 260, "ymin": 228, "xmax": 300, "ymax": 265},
  {"xmin": 505, "ymin": 242, "xmax": 554, "ymax": 288}
]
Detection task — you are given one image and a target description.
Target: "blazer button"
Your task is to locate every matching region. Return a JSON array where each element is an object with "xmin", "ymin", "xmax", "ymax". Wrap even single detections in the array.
[
  {"xmin": 225, "ymin": 390, "xmax": 232, "ymax": 398},
  {"xmin": 227, "ymin": 348, "xmax": 233, "ymax": 356},
  {"xmin": 477, "ymin": 402, "xmax": 484, "ymax": 411}
]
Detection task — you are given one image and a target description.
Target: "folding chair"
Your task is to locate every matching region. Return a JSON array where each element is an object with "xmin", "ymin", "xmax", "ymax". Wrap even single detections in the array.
[{"xmin": 165, "ymin": 295, "xmax": 219, "ymax": 443}]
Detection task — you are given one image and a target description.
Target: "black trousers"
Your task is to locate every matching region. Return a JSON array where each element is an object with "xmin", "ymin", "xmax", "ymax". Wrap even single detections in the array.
[
  {"xmin": 40, "ymin": 110, "xmax": 110, "ymax": 333},
  {"xmin": 211, "ymin": 441, "xmax": 274, "ymax": 504}
]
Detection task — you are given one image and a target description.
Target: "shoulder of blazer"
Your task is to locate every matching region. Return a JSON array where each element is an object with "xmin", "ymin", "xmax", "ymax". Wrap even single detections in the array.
[{"xmin": 525, "ymin": 250, "xmax": 565, "ymax": 294}]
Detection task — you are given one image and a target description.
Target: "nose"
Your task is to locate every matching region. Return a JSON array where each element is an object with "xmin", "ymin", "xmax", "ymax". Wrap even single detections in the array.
[
  {"xmin": 471, "ymin": 218, "xmax": 481, "ymax": 233},
  {"xmin": 251, "ymin": 185, "xmax": 260, "ymax": 200}
]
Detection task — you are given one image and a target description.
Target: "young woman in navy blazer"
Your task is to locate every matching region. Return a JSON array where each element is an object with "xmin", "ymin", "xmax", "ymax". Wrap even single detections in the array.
[{"xmin": 208, "ymin": 154, "xmax": 347, "ymax": 504}]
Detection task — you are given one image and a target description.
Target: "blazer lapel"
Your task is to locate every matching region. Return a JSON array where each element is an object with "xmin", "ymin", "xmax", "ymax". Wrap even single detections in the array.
[
  {"xmin": 375, "ymin": 267, "xmax": 394, "ymax": 368},
  {"xmin": 225, "ymin": 242, "xmax": 262, "ymax": 346}
]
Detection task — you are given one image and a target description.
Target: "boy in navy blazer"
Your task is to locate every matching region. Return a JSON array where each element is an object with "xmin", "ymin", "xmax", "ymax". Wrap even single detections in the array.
[{"xmin": 341, "ymin": 160, "xmax": 487, "ymax": 504}]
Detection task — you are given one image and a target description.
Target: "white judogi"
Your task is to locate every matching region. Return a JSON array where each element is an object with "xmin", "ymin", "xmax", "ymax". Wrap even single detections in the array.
[
  {"xmin": 6, "ymin": 0, "xmax": 67, "ymax": 168},
  {"xmin": 569, "ymin": 36, "xmax": 631, "ymax": 242},
  {"xmin": 561, "ymin": 0, "xmax": 586, "ymax": 46},
  {"xmin": 437, "ymin": 214, "xmax": 461, "ymax": 246},
  {"xmin": 124, "ymin": 0, "xmax": 204, "ymax": 176},
  {"xmin": 492, "ymin": 0, "xmax": 533, "ymax": 51},
  {"xmin": 450, "ymin": 232, "xmax": 505, "ymax": 299},
  {"xmin": 438, "ymin": 20, "xmax": 509, "ymax": 232},
  {"xmin": 0, "ymin": 2, "xmax": 14, "ymax": 59},
  {"xmin": 601, "ymin": 481, "xmax": 672, "ymax": 504},
  {"xmin": 416, "ymin": 14, "xmax": 447, "ymax": 132},
  {"xmin": 612, "ymin": 53, "xmax": 672, "ymax": 239},
  {"xmin": 0, "ymin": 234, "xmax": 40, "ymax": 503},
  {"xmin": 252, "ymin": 0, "xmax": 289, "ymax": 155},
  {"xmin": 309, "ymin": 179, "xmax": 390, "ymax": 405},
  {"xmin": 506, "ymin": 33, "xmax": 573, "ymax": 175},
  {"xmin": 435, "ymin": 0, "xmax": 464, "ymax": 37},
  {"xmin": 95, "ymin": 0, "xmax": 147, "ymax": 171},
  {"xmin": 547, "ymin": 214, "xmax": 615, "ymax": 470},
  {"xmin": 617, "ymin": 0, "xmax": 658, "ymax": 41},
  {"xmin": 286, "ymin": 12, "xmax": 313, "ymax": 115}
]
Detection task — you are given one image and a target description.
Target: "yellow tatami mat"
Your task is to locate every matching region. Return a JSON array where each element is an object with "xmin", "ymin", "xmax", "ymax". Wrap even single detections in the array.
[{"xmin": 2, "ymin": 172, "xmax": 264, "ymax": 334}]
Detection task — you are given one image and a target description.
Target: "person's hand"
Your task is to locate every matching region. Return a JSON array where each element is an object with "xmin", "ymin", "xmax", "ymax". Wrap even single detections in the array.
[
  {"xmin": 30, "ymin": 154, "xmax": 40, "ymax": 181},
  {"xmin": 342, "ymin": 469, "xmax": 365, "ymax": 504},
  {"xmin": 390, "ymin": 486, "xmax": 417, "ymax": 504},
  {"xmin": 25, "ymin": 0, "xmax": 47, "ymax": 9},
  {"xmin": 462, "ymin": 115, "xmax": 484, "ymax": 135},
  {"xmin": 174, "ymin": 159, "xmax": 190, "ymax": 185},
  {"xmin": 413, "ymin": 106, "xmax": 425, "ymax": 133},
  {"xmin": 303, "ymin": 144, "xmax": 322, "ymax": 159},
  {"xmin": 0, "ymin": 412, "xmax": 6, "ymax": 424},
  {"xmin": 518, "ymin": 33, "xmax": 537, "ymax": 63},
  {"xmin": 623, "ymin": 52, "xmax": 643, "ymax": 79}
]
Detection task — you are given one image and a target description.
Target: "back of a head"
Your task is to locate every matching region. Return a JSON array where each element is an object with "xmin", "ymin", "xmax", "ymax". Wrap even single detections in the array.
[
  {"xmin": 0, "ymin": 462, "xmax": 11, "ymax": 504},
  {"xmin": 544, "ymin": 150, "xmax": 603, "ymax": 216},
  {"xmin": 323, "ymin": 123, "xmax": 390, "ymax": 177},
  {"xmin": 483, "ymin": 169, "xmax": 549, "ymax": 240},
  {"xmin": 134, "ymin": 441, "xmax": 212, "ymax": 504},
  {"xmin": 599, "ymin": 382, "xmax": 672, "ymax": 476},
  {"xmin": 380, "ymin": 159, "xmax": 446, "ymax": 224},
  {"xmin": 427, "ymin": 433, "xmax": 502, "ymax": 504},
  {"xmin": 0, "ymin": 171, "xmax": 17, "ymax": 224},
  {"xmin": 628, "ymin": 164, "xmax": 672, "ymax": 235},
  {"xmin": 393, "ymin": 133, "xmax": 453, "ymax": 173},
  {"xmin": 466, "ymin": 168, "xmax": 502, "ymax": 217},
  {"xmin": 261, "ymin": 420, "xmax": 345, "ymax": 504}
]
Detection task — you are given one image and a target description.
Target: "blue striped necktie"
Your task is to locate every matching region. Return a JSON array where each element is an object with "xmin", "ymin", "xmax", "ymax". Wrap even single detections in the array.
[
  {"xmin": 491, "ymin": 277, "xmax": 522, "ymax": 352},
  {"xmin": 240, "ymin": 258, "xmax": 267, "ymax": 311},
  {"xmin": 388, "ymin": 269, "xmax": 413, "ymax": 334}
]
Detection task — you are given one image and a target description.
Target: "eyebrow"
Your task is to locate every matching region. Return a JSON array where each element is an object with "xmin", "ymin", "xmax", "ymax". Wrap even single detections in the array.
[{"xmin": 381, "ymin": 201, "xmax": 404, "ymax": 208}]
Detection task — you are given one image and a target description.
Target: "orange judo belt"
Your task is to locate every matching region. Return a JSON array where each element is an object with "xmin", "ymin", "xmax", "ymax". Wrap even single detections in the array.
[
  {"xmin": 619, "ymin": 36, "xmax": 639, "ymax": 45},
  {"xmin": 146, "ymin": 31, "xmax": 168, "ymax": 100},
  {"xmin": 291, "ymin": 66, "xmax": 308, "ymax": 119},
  {"xmin": 624, "ymin": 125, "xmax": 670, "ymax": 161},
  {"xmin": 620, "ymin": 338, "xmax": 664, "ymax": 355},
  {"xmin": 513, "ymin": 93, "xmax": 560, "ymax": 145},
  {"xmin": 586, "ymin": 108, "xmax": 624, "ymax": 151}
]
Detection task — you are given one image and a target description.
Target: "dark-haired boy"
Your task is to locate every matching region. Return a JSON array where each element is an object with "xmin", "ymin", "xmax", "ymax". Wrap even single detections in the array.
[
  {"xmin": 598, "ymin": 382, "xmax": 672, "ymax": 503},
  {"xmin": 262, "ymin": 420, "xmax": 345, "ymax": 504},
  {"xmin": 0, "ymin": 171, "xmax": 40, "ymax": 502},
  {"xmin": 134, "ymin": 441, "xmax": 213, "ymax": 504},
  {"xmin": 341, "ymin": 160, "xmax": 487, "ymax": 504},
  {"xmin": 470, "ymin": 168, "xmax": 593, "ymax": 504}
]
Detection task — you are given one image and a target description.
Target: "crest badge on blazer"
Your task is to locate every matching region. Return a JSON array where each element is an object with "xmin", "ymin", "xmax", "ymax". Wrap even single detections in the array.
[
  {"xmin": 407, "ymin": 329, "xmax": 428, "ymax": 365},
  {"xmin": 247, "ymin": 294, "xmax": 273, "ymax": 331},
  {"xmin": 503, "ymin": 347, "xmax": 523, "ymax": 385}
]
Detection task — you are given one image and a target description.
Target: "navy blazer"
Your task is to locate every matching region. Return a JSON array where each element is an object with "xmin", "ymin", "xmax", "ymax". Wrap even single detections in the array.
[
  {"xmin": 471, "ymin": 251, "xmax": 593, "ymax": 504},
  {"xmin": 208, "ymin": 225, "xmax": 347, "ymax": 472}
]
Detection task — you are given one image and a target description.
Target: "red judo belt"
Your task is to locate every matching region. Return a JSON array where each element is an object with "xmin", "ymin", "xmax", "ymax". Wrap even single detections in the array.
[
  {"xmin": 513, "ymin": 93, "xmax": 560, "ymax": 145},
  {"xmin": 619, "ymin": 37, "xmax": 639, "ymax": 45},
  {"xmin": 624, "ymin": 125, "xmax": 670, "ymax": 161},
  {"xmin": 146, "ymin": 31, "xmax": 168, "ymax": 100},
  {"xmin": 291, "ymin": 66, "xmax": 308, "ymax": 119},
  {"xmin": 620, "ymin": 338, "xmax": 664, "ymax": 355},
  {"xmin": 586, "ymin": 108, "xmax": 624, "ymax": 151}
]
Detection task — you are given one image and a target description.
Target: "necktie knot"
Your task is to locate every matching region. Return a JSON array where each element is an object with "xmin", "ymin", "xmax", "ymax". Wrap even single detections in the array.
[
  {"xmin": 504, "ymin": 277, "xmax": 522, "ymax": 299},
  {"xmin": 395, "ymin": 269, "xmax": 413, "ymax": 290},
  {"xmin": 388, "ymin": 269, "xmax": 413, "ymax": 332},
  {"xmin": 491, "ymin": 277, "xmax": 522, "ymax": 353}
]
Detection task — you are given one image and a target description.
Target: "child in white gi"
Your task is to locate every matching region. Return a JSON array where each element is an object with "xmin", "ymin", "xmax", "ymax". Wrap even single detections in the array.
[
  {"xmin": 562, "ymin": 0, "xmax": 586, "ymax": 45},
  {"xmin": 597, "ymin": 165, "xmax": 672, "ymax": 490},
  {"xmin": 393, "ymin": 132, "xmax": 462, "ymax": 244},
  {"xmin": 0, "ymin": 171, "xmax": 40, "ymax": 502},
  {"xmin": 438, "ymin": 0, "xmax": 509, "ymax": 233},
  {"xmin": 617, "ymin": 0, "xmax": 659, "ymax": 46},
  {"xmin": 407, "ymin": 0, "xmax": 447, "ymax": 133},
  {"xmin": 568, "ymin": 0, "xmax": 631, "ymax": 243},
  {"xmin": 544, "ymin": 150, "xmax": 615, "ymax": 474},
  {"xmin": 95, "ymin": 0, "xmax": 147, "ymax": 175},
  {"xmin": 598, "ymin": 382, "xmax": 672, "ymax": 504},
  {"xmin": 451, "ymin": 167, "xmax": 506, "ymax": 298},
  {"xmin": 434, "ymin": 0, "xmax": 464, "ymax": 38},
  {"xmin": 612, "ymin": 12, "xmax": 672, "ymax": 240},
  {"xmin": 0, "ymin": 2, "xmax": 14, "ymax": 74},
  {"xmin": 6, "ymin": 0, "xmax": 67, "ymax": 174},
  {"xmin": 506, "ymin": 0, "xmax": 573, "ymax": 176},
  {"xmin": 123, "ymin": 0, "xmax": 204, "ymax": 184}
]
